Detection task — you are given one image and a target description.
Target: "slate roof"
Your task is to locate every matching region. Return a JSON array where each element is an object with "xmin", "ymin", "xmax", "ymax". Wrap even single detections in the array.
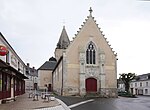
[
  {"xmin": 117, "ymin": 79, "xmax": 124, "ymax": 84},
  {"xmin": 28, "ymin": 67, "xmax": 38, "ymax": 77},
  {"xmin": 26, "ymin": 63, "xmax": 38, "ymax": 77},
  {"xmin": 56, "ymin": 26, "xmax": 70, "ymax": 49},
  {"xmin": 38, "ymin": 57, "xmax": 57, "ymax": 70},
  {"xmin": 132, "ymin": 73, "xmax": 150, "ymax": 82}
]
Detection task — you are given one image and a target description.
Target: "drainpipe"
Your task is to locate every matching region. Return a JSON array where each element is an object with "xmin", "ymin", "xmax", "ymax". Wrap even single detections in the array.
[
  {"xmin": 52, "ymin": 71, "xmax": 53, "ymax": 92},
  {"xmin": 61, "ymin": 58, "xmax": 63, "ymax": 96},
  {"xmin": 115, "ymin": 55, "xmax": 118, "ymax": 97}
]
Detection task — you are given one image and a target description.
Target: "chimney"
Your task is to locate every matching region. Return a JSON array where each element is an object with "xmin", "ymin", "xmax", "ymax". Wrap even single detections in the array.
[
  {"xmin": 27, "ymin": 63, "xmax": 30, "ymax": 67},
  {"xmin": 26, "ymin": 63, "xmax": 30, "ymax": 75}
]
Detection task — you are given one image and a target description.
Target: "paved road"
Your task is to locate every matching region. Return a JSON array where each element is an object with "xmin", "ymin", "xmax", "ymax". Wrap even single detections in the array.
[
  {"xmin": 56, "ymin": 95, "xmax": 150, "ymax": 110},
  {"xmin": 115, "ymin": 96, "xmax": 150, "ymax": 110}
]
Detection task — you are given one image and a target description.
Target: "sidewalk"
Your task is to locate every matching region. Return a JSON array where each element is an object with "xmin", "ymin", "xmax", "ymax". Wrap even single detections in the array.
[{"xmin": 0, "ymin": 93, "xmax": 70, "ymax": 110}]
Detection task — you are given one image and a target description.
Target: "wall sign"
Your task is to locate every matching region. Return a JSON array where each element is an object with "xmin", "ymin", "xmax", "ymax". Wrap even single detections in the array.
[
  {"xmin": 11, "ymin": 55, "xmax": 17, "ymax": 68},
  {"xmin": 0, "ymin": 45, "xmax": 8, "ymax": 56}
]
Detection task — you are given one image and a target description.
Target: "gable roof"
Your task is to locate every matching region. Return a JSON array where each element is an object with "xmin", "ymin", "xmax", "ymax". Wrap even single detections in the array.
[
  {"xmin": 56, "ymin": 26, "xmax": 70, "ymax": 49},
  {"xmin": 69, "ymin": 7, "xmax": 117, "ymax": 57},
  {"xmin": 38, "ymin": 57, "xmax": 57, "ymax": 70}
]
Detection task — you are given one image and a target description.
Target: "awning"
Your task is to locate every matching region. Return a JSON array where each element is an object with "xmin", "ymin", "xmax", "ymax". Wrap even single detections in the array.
[
  {"xmin": 0, "ymin": 59, "xmax": 8, "ymax": 68},
  {"xmin": 9, "ymin": 66, "xmax": 28, "ymax": 79},
  {"xmin": 0, "ymin": 59, "xmax": 28, "ymax": 79}
]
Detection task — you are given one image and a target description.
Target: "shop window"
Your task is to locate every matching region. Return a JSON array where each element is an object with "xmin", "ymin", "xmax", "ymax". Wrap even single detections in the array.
[
  {"xmin": 3, "ymin": 75, "xmax": 7, "ymax": 91},
  {"xmin": 19, "ymin": 81, "xmax": 21, "ymax": 91},
  {"xmin": 17, "ymin": 80, "xmax": 19, "ymax": 91},
  {"xmin": 7, "ymin": 75, "xmax": 10, "ymax": 91},
  {"xmin": 0, "ymin": 73, "xmax": 2, "ymax": 91},
  {"xmin": 15, "ymin": 79, "xmax": 17, "ymax": 91}
]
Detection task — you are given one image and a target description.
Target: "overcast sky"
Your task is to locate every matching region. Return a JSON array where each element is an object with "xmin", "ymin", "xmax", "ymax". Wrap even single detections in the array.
[{"xmin": 0, "ymin": 0, "xmax": 150, "ymax": 77}]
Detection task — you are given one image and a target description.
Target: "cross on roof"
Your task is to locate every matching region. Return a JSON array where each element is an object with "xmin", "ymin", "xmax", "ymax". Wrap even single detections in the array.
[{"xmin": 89, "ymin": 7, "xmax": 93, "ymax": 16}]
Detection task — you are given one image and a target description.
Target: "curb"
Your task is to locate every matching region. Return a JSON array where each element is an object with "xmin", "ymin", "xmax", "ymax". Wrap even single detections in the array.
[{"xmin": 56, "ymin": 98, "xmax": 71, "ymax": 110}]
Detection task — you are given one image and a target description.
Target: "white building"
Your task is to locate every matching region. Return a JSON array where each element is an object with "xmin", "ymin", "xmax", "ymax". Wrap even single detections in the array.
[
  {"xmin": 130, "ymin": 73, "xmax": 150, "ymax": 95},
  {"xmin": 25, "ymin": 63, "xmax": 38, "ymax": 91},
  {"xmin": 0, "ymin": 32, "xmax": 28, "ymax": 104},
  {"xmin": 117, "ymin": 79, "xmax": 125, "ymax": 92}
]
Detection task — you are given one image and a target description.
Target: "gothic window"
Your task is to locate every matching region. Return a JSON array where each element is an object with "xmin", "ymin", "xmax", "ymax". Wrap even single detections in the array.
[{"xmin": 86, "ymin": 42, "xmax": 96, "ymax": 64}]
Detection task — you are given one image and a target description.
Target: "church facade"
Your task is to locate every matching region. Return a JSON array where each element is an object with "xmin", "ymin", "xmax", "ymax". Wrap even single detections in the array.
[{"xmin": 52, "ymin": 8, "xmax": 118, "ymax": 97}]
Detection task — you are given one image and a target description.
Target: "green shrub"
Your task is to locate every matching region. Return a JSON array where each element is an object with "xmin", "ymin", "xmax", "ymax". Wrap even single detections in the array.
[{"xmin": 118, "ymin": 91, "xmax": 136, "ymax": 98}]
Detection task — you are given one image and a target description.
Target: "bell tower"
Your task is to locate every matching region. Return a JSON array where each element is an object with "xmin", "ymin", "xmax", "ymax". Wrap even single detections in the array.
[{"xmin": 55, "ymin": 26, "xmax": 70, "ymax": 60}]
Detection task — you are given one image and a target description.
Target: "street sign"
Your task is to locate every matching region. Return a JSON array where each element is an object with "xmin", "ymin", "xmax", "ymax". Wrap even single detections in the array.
[{"xmin": 0, "ymin": 45, "xmax": 8, "ymax": 56}]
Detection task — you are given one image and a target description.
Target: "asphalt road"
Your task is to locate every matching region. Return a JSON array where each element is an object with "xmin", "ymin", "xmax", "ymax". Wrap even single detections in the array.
[{"xmin": 56, "ymin": 95, "xmax": 150, "ymax": 110}]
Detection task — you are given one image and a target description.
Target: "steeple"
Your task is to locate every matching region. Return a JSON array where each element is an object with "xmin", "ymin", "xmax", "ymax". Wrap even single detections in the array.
[{"xmin": 56, "ymin": 26, "xmax": 70, "ymax": 49}]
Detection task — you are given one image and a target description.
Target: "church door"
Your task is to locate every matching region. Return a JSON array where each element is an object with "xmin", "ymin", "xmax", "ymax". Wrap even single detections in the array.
[{"xmin": 86, "ymin": 78, "xmax": 97, "ymax": 92}]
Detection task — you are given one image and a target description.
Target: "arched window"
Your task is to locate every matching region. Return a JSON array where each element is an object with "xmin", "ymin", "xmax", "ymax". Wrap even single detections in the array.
[{"xmin": 86, "ymin": 42, "xmax": 96, "ymax": 64}]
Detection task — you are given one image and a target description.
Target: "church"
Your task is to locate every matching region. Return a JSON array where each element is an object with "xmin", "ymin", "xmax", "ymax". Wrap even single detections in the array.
[{"xmin": 52, "ymin": 7, "xmax": 117, "ymax": 97}]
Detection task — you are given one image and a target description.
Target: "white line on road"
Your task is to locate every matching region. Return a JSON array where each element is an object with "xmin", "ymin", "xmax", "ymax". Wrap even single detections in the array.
[{"xmin": 69, "ymin": 99, "xmax": 94, "ymax": 109}]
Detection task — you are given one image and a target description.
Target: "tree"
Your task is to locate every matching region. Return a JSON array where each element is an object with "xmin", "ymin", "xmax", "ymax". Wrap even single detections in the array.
[{"xmin": 119, "ymin": 73, "xmax": 136, "ymax": 93}]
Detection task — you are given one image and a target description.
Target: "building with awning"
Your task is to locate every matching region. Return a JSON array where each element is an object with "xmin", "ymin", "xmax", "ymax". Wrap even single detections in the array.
[{"xmin": 0, "ymin": 32, "xmax": 28, "ymax": 104}]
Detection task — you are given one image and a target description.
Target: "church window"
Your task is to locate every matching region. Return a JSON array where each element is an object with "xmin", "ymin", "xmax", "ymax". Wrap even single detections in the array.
[{"xmin": 86, "ymin": 42, "xmax": 96, "ymax": 64}]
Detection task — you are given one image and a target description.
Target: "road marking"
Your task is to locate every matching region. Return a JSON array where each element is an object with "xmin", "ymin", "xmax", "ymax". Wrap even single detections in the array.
[
  {"xmin": 34, "ymin": 105, "xmax": 64, "ymax": 110},
  {"xmin": 69, "ymin": 99, "xmax": 94, "ymax": 108}
]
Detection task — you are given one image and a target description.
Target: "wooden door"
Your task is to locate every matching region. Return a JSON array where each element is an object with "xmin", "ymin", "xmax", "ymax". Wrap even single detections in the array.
[
  {"xmin": 86, "ymin": 78, "xmax": 97, "ymax": 92},
  {"xmin": 48, "ymin": 84, "xmax": 51, "ymax": 92}
]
